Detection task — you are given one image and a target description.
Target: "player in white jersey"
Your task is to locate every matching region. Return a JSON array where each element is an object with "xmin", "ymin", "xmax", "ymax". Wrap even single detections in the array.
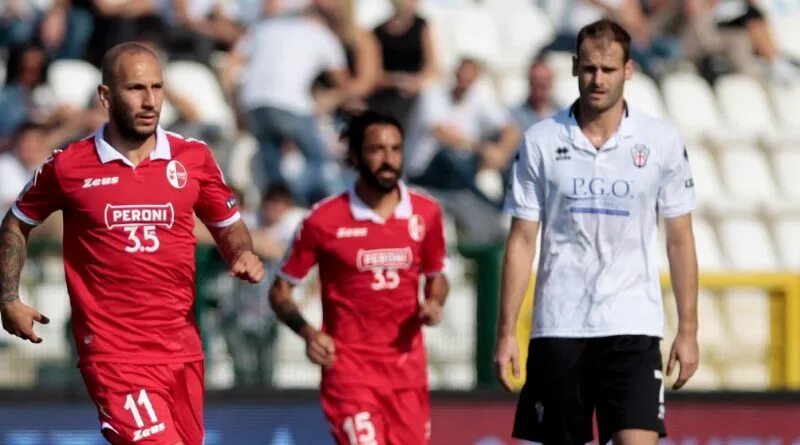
[{"xmin": 493, "ymin": 19, "xmax": 699, "ymax": 445}]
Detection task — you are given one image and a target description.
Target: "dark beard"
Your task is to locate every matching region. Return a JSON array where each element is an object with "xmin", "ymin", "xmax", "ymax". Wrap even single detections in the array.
[
  {"xmin": 110, "ymin": 102, "xmax": 156, "ymax": 142},
  {"xmin": 358, "ymin": 162, "xmax": 400, "ymax": 193}
]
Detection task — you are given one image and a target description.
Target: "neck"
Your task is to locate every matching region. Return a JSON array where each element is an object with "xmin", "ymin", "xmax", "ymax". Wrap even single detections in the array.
[
  {"xmin": 355, "ymin": 179, "xmax": 400, "ymax": 219},
  {"xmin": 105, "ymin": 123, "xmax": 157, "ymax": 165},
  {"xmin": 575, "ymin": 99, "xmax": 625, "ymax": 149}
]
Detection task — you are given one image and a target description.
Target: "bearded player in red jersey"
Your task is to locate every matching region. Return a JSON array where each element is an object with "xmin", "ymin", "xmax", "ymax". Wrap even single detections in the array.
[
  {"xmin": 270, "ymin": 111, "xmax": 450, "ymax": 445},
  {"xmin": 0, "ymin": 42, "xmax": 263, "ymax": 445}
]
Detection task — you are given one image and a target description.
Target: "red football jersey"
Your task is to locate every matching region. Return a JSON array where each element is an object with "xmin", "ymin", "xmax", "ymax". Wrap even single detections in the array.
[
  {"xmin": 13, "ymin": 127, "xmax": 240, "ymax": 365},
  {"xmin": 279, "ymin": 182, "xmax": 447, "ymax": 388}
]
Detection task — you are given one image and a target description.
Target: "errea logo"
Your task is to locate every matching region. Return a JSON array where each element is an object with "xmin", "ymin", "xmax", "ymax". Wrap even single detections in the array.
[{"xmin": 83, "ymin": 176, "xmax": 119, "ymax": 188}]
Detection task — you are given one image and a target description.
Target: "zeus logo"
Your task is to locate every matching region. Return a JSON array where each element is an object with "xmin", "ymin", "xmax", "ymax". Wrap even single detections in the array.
[{"xmin": 572, "ymin": 177, "xmax": 633, "ymax": 198}]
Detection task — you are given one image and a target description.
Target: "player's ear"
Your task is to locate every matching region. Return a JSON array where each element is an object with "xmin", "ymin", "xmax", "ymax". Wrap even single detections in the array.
[
  {"xmin": 572, "ymin": 55, "xmax": 578, "ymax": 77},
  {"xmin": 624, "ymin": 58, "xmax": 634, "ymax": 81},
  {"xmin": 97, "ymin": 84, "xmax": 111, "ymax": 111}
]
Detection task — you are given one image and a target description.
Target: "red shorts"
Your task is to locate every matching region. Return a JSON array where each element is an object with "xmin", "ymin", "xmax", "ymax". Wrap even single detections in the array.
[
  {"xmin": 321, "ymin": 384, "xmax": 430, "ymax": 445},
  {"xmin": 80, "ymin": 361, "xmax": 204, "ymax": 445}
]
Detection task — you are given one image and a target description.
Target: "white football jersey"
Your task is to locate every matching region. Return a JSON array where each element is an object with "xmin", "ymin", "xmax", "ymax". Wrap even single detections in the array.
[{"xmin": 505, "ymin": 103, "xmax": 695, "ymax": 338}]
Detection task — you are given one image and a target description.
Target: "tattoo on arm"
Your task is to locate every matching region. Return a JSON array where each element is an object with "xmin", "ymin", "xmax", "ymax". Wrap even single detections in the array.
[
  {"xmin": 0, "ymin": 227, "xmax": 27, "ymax": 304},
  {"xmin": 213, "ymin": 220, "xmax": 255, "ymax": 264}
]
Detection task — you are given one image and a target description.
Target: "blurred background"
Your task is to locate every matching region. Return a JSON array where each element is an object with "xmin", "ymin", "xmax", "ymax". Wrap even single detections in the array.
[{"xmin": 2, "ymin": 0, "xmax": 800, "ymax": 443}]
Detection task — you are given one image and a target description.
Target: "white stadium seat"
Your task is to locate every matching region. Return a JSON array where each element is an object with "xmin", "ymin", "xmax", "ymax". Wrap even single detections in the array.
[
  {"xmin": 715, "ymin": 144, "xmax": 783, "ymax": 211},
  {"xmin": 693, "ymin": 216, "xmax": 727, "ymax": 271},
  {"xmin": 661, "ymin": 71, "xmax": 746, "ymax": 144},
  {"xmin": 164, "ymin": 61, "xmax": 236, "ymax": 137},
  {"xmin": 483, "ymin": 0, "xmax": 554, "ymax": 73},
  {"xmin": 624, "ymin": 73, "xmax": 665, "ymax": 119},
  {"xmin": 715, "ymin": 73, "xmax": 800, "ymax": 145},
  {"xmin": 770, "ymin": 148, "xmax": 800, "ymax": 202},
  {"xmin": 685, "ymin": 144, "xmax": 728, "ymax": 211},
  {"xmin": 769, "ymin": 82, "xmax": 800, "ymax": 132},
  {"xmin": 717, "ymin": 216, "xmax": 779, "ymax": 271},
  {"xmin": 773, "ymin": 216, "xmax": 800, "ymax": 270},
  {"xmin": 448, "ymin": 4, "xmax": 502, "ymax": 67},
  {"xmin": 48, "ymin": 59, "xmax": 101, "ymax": 108}
]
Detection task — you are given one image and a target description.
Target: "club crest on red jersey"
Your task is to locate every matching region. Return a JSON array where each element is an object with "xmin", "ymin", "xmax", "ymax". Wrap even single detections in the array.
[
  {"xmin": 408, "ymin": 215, "xmax": 426, "ymax": 242},
  {"xmin": 631, "ymin": 144, "xmax": 650, "ymax": 168},
  {"xmin": 166, "ymin": 160, "xmax": 188, "ymax": 189}
]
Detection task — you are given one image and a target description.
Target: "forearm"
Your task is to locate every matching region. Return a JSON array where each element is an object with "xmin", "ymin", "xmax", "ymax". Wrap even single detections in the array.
[
  {"xmin": 497, "ymin": 223, "xmax": 538, "ymax": 337},
  {"xmin": 497, "ymin": 125, "xmax": 522, "ymax": 154},
  {"xmin": 667, "ymin": 235, "xmax": 698, "ymax": 334},
  {"xmin": 432, "ymin": 127, "xmax": 475, "ymax": 150},
  {"xmin": 210, "ymin": 220, "xmax": 255, "ymax": 264},
  {"xmin": 0, "ymin": 214, "xmax": 30, "ymax": 304},
  {"xmin": 424, "ymin": 274, "xmax": 449, "ymax": 306},
  {"xmin": 269, "ymin": 278, "xmax": 314, "ymax": 339}
]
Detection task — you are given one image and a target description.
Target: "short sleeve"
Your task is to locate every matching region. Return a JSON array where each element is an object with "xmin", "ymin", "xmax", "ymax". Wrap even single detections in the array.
[
  {"xmin": 318, "ymin": 25, "xmax": 346, "ymax": 72},
  {"xmin": 278, "ymin": 216, "xmax": 321, "ymax": 284},
  {"xmin": 13, "ymin": 155, "xmax": 64, "ymax": 225},
  {"xmin": 503, "ymin": 133, "xmax": 545, "ymax": 221},
  {"xmin": 235, "ymin": 25, "xmax": 256, "ymax": 58},
  {"xmin": 421, "ymin": 205, "xmax": 447, "ymax": 277},
  {"xmin": 193, "ymin": 148, "xmax": 241, "ymax": 228},
  {"xmin": 657, "ymin": 128, "xmax": 696, "ymax": 219}
]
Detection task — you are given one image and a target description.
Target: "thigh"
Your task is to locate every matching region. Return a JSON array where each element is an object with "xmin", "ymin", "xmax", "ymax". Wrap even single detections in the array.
[
  {"xmin": 321, "ymin": 384, "xmax": 386, "ymax": 445},
  {"xmin": 512, "ymin": 338, "xmax": 594, "ymax": 444},
  {"xmin": 171, "ymin": 361, "xmax": 205, "ymax": 445},
  {"xmin": 80, "ymin": 363, "xmax": 182, "ymax": 445},
  {"xmin": 381, "ymin": 387, "xmax": 430, "ymax": 445},
  {"xmin": 594, "ymin": 336, "xmax": 667, "ymax": 445}
]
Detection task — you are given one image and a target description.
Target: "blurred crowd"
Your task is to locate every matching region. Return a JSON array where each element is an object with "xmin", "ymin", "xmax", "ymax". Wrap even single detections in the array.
[{"xmin": 1, "ymin": 0, "xmax": 798, "ymax": 387}]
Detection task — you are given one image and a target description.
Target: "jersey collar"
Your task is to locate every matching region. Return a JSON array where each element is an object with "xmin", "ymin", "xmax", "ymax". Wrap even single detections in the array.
[
  {"xmin": 93, "ymin": 125, "xmax": 172, "ymax": 167},
  {"xmin": 348, "ymin": 181, "xmax": 413, "ymax": 224},
  {"xmin": 565, "ymin": 100, "xmax": 635, "ymax": 153}
]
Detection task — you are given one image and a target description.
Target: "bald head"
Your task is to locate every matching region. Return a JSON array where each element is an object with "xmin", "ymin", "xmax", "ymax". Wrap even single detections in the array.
[{"xmin": 101, "ymin": 42, "xmax": 160, "ymax": 86}]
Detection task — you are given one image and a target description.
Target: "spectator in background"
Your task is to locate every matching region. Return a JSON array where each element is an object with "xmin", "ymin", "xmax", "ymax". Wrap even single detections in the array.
[
  {"xmin": 219, "ymin": 184, "xmax": 306, "ymax": 388},
  {"xmin": 680, "ymin": 0, "xmax": 797, "ymax": 84},
  {"xmin": 512, "ymin": 57, "xmax": 557, "ymax": 132},
  {"xmin": 0, "ymin": 122, "xmax": 50, "ymax": 215},
  {"xmin": 408, "ymin": 57, "xmax": 518, "ymax": 244},
  {"xmin": 410, "ymin": 58, "xmax": 520, "ymax": 201},
  {"xmin": 315, "ymin": 0, "xmax": 382, "ymax": 117},
  {"xmin": 0, "ymin": 44, "xmax": 64, "ymax": 150},
  {"xmin": 71, "ymin": 0, "xmax": 163, "ymax": 66},
  {"xmin": 225, "ymin": 2, "xmax": 349, "ymax": 204},
  {"xmin": 369, "ymin": 0, "xmax": 438, "ymax": 128},
  {"xmin": 0, "ymin": 0, "xmax": 93, "ymax": 60},
  {"xmin": 0, "ymin": 122, "xmax": 62, "ymax": 238}
]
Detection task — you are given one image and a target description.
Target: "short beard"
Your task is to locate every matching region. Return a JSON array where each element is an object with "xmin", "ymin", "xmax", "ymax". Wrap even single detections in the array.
[
  {"xmin": 110, "ymin": 102, "xmax": 157, "ymax": 142},
  {"xmin": 358, "ymin": 162, "xmax": 399, "ymax": 194}
]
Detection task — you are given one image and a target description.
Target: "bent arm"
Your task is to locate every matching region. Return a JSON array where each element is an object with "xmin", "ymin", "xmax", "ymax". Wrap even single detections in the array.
[
  {"xmin": 0, "ymin": 212, "xmax": 33, "ymax": 304},
  {"xmin": 665, "ymin": 214, "xmax": 698, "ymax": 336},
  {"xmin": 269, "ymin": 276, "xmax": 315, "ymax": 340},
  {"xmin": 206, "ymin": 219, "xmax": 255, "ymax": 265}
]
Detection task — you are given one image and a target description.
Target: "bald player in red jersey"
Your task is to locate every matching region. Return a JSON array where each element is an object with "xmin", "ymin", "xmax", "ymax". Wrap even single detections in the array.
[
  {"xmin": 0, "ymin": 42, "xmax": 263, "ymax": 445},
  {"xmin": 270, "ymin": 111, "xmax": 450, "ymax": 445}
]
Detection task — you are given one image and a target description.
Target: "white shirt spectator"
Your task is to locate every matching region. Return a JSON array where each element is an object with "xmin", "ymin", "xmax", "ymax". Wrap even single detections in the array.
[
  {"xmin": 504, "ymin": 103, "xmax": 695, "ymax": 338},
  {"xmin": 0, "ymin": 152, "xmax": 32, "ymax": 216},
  {"xmin": 407, "ymin": 82, "xmax": 513, "ymax": 175},
  {"xmin": 237, "ymin": 15, "xmax": 346, "ymax": 115}
]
